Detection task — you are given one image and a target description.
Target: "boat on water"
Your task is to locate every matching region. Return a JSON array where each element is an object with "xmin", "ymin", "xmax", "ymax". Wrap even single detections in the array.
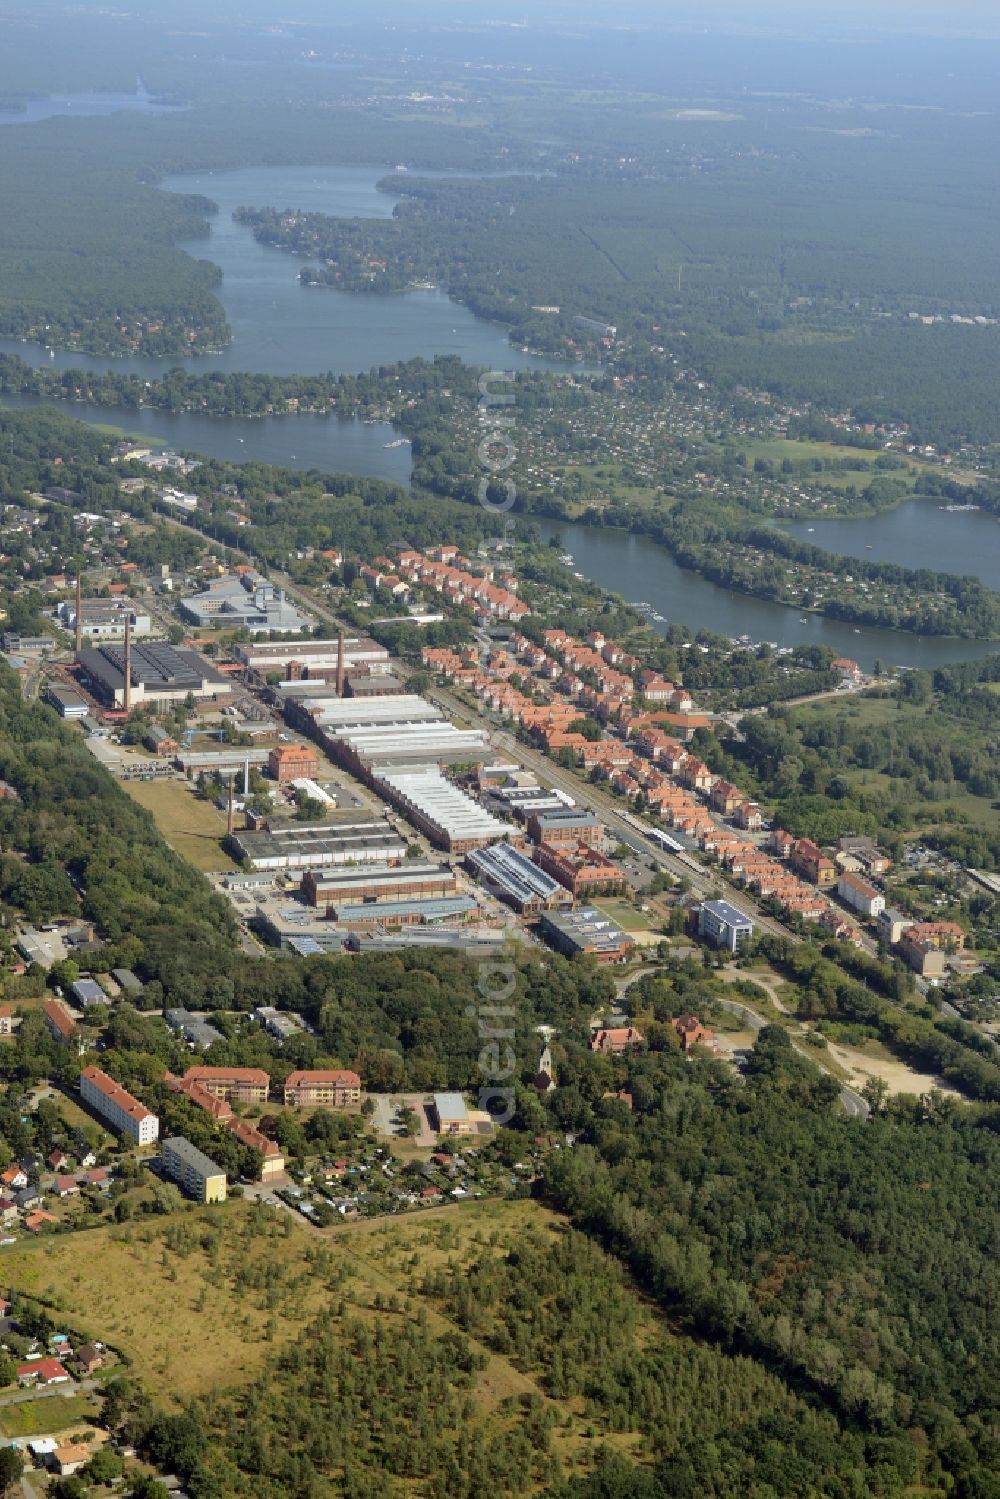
[
  {"xmin": 651, "ymin": 612, "xmax": 665, "ymax": 622},
  {"xmin": 559, "ymin": 553, "xmax": 574, "ymax": 564},
  {"xmin": 853, "ymin": 629, "xmax": 862, "ymax": 634},
  {"xmin": 799, "ymin": 616, "xmax": 810, "ymax": 623},
  {"xmin": 383, "ymin": 438, "xmax": 411, "ymax": 448}
]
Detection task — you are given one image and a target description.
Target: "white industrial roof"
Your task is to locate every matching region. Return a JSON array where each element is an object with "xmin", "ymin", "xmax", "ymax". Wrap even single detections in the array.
[{"xmin": 378, "ymin": 768, "xmax": 509, "ymax": 841}]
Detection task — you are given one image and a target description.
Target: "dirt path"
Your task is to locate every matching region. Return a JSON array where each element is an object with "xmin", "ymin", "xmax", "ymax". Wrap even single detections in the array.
[{"xmin": 720, "ymin": 965, "xmax": 790, "ymax": 1013}]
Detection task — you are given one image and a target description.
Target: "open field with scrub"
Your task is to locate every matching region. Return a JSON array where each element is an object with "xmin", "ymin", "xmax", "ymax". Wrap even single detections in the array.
[{"xmin": 121, "ymin": 779, "xmax": 231, "ymax": 873}]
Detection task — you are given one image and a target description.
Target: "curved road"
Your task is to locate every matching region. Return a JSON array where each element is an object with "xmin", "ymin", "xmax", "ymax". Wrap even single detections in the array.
[{"xmin": 615, "ymin": 970, "xmax": 869, "ymax": 1120}]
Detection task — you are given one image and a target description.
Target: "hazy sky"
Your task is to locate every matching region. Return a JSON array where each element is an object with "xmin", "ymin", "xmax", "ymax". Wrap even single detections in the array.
[{"xmin": 376, "ymin": 0, "xmax": 1000, "ymax": 38}]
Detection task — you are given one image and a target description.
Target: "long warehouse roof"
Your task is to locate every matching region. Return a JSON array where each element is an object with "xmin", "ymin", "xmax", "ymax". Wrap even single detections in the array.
[
  {"xmin": 378, "ymin": 768, "xmax": 509, "ymax": 842},
  {"xmin": 467, "ymin": 843, "xmax": 563, "ymax": 904}
]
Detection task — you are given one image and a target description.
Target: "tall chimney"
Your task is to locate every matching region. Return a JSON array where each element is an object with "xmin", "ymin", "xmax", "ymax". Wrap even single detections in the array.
[
  {"xmin": 227, "ymin": 775, "xmax": 235, "ymax": 836},
  {"xmin": 336, "ymin": 628, "xmax": 346, "ymax": 697},
  {"xmin": 123, "ymin": 616, "xmax": 133, "ymax": 714},
  {"xmin": 74, "ymin": 573, "xmax": 83, "ymax": 654}
]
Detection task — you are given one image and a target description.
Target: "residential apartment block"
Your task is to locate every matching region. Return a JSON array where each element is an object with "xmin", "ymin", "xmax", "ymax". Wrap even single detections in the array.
[
  {"xmin": 161, "ymin": 1136, "xmax": 227, "ymax": 1203},
  {"xmin": 837, "ymin": 873, "xmax": 885, "ymax": 920},
  {"xmin": 182, "ymin": 1067, "xmax": 270, "ymax": 1105},
  {"xmin": 698, "ymin": 899, "xmax": 755, "ymax": 953},
  {"xmin": 282, "ymin": 1070, "xmax": 362, "ymax": 1110},
  {"xmin": 80, "ymin": 1067, "xmax": 159, "ymax": 1145}
]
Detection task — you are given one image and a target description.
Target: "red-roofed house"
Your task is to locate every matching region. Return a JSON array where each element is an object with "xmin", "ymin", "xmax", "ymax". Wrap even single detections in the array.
[{"xmin": 17, "ymin": 1357, "xmax": 68, "ymax": 1386}]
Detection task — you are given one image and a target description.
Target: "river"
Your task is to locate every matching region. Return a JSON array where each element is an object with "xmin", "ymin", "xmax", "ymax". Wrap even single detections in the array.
[
  {"xmin": 538, "ymin": 519, "xmax": 998, "ymax": 671},
  {"xmin": 0, "ymin": 164, "xmax": 575, "ymax": 379},
  {"xmin": 0, "ymin": 148, "xmax": 992, "ymax": 659},
  {"xmin": 782, "ymin": 501, "xmax": 1000, "ymax": 592},
  {"xmin": 0, "ymin": 393, "xmax": 412, "ymax": 485}
]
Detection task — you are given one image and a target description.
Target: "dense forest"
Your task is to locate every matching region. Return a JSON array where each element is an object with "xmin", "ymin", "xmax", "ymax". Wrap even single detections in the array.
[
  {"xmin": 0, "ymin": 665, "xmax": 237, "ymax": 973},
  {"xmin": 537, "ymin": 1026, "xmax": 1000, "ymax": 1497}
]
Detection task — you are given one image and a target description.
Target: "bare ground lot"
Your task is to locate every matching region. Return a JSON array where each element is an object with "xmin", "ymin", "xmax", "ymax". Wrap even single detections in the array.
[{"xmin": 823, "ymin": 1040, "xmax": 961, "ymax": 1098}]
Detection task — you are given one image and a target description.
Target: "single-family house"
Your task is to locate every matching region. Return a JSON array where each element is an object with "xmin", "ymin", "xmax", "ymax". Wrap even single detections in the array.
[{"xmin": 17, "ymin": 1357, "xmax": 68, "ymax": 1385}]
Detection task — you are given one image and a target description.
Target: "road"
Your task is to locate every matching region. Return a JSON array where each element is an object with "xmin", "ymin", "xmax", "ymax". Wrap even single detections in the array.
[
  {"xmin": 0, "ymin": 1376, "xmax": 99, "ymax": 1409},
  {"xmin": 713, "ymin": 996, "xmax": 870, "ymax": 1119}
]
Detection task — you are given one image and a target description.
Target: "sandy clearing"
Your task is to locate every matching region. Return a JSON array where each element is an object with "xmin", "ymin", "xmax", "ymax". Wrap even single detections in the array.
[{"xmin": 824, "ymin": 1041, "xmax": 961, "ymax": 1099}]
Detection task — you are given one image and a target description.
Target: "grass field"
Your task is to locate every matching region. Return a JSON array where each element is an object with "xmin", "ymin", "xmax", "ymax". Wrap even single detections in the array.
[
  {"xmin": 594, "ymin": 900, "xmax": 654, "ymax": 932},
  {"xmin": 0, "ymin": 1201, "xmax": 572, "ymax": 1406},
  {"xmin": 0, "ymin": 1391, "xmax": 98, "ymax": 1437},
  {"xmin": 0, "ymin": 1198, "xmax": 810, "ymax": 1485},
  {"xmin": 121, "ymin": 780, "xmax": 231, "ymax": 873}
]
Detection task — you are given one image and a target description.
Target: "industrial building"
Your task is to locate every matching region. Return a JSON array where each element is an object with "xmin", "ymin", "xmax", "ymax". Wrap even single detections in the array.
[
  {"xmin": 254, "ymin": 887, "xmax": 479, "ymax": 946},
  {"xmin": 534, "ymin": 842, "xmax": 629, "ymax": 897},
  {"xmin": 433, "ymin": 1093, "xmax": 474, "ymax": 1136},
  {"xmin": 230, "ymin": 817, "xmax": 408, "ymax": 872},
  {"xmin": 344, "ymin": 927, "xmax": 510, "ymax": 957},
  {"xmin": 17, "ymin": 927, "xmax": 66, "ymax": 967},
  {"xmin": 75, "ymin": 642, "xmax": 231, "ymax": 711},
  {"xmin": 537, "ymin": 908, "xmax": 635, "ymax": 965},
  {"xmin": 252, "ymin": 898, "xmax": 355, "ymax": 950},
  {"xmin": 321, "ymin": 894, "xmax": 479, "ymax": 929},
  {"xmin": 698, "ymin": 899, "xmax": 755, "ymax": 953},
  {"xmin": 376, "ymin": 768, "xmax": 512, "ymax": 853},
  {"xmin": 161, "ymin": 1136, "xmax": 227, "ymax": 1204},
  {"xmin": 44, "ymin": 683, "xmax": 89, "ymax": 720},
  {"xmin": 178, "ymin": 748, "xmax": 271, "ymax": 780},
  {"xmin": 268, "ymin": 742, "xmax": 321, "ymax": 782},
  {"xmin": 279, "ymin": 694, "xmax": 494, "ymax": 788},
  {"xmin": 483, "ymin": 781, "xmax": 571, "ymax": 823},
  {"xmin": 294, "ymin": 695, "xmax": 492, "ymax": 777},
  {"xmin": 238, "ymin": 636, "xmax": 391, "ymax": 680},
  {"xmin": 179, "ymin": 574, "xmax": 313, "ymax": 634},
  {"xmin": 57, "ymin": 597, "xmax": 152, "ymax": 642},
  {"xmin": 466, "ymin": 843, "xmax": 567, "ymax": 915},
  {"xmin": 70, "ymin": 978, "xmax": 109, "ymax": 1009},
  {"xmin": 301, "ymin": 861, "xmax": 458, "ymax": 909},
  {"xmin": 281, "ymin": 687, "xmax": 437, "ymax": 724},
  {"xmin": 282, "ymin": 1070, "xmax": 362, "ymax": 1109},
  {"xmin": 254, "ymin": 1006, "xmax": 306, "ymax": 1043},
  {"xmin": 526, "ymin": 808, "xmax": 602, "ymax": 847},
  {"xmin": 344, "ymin": 671, "xmax": 405, "ymax": 698},
  {"xmin": 164, "ymin": 1008, "xmax": 225, "ymax": 1050},
  {"xmin": 79, "ymin": 1066, "xmax": 159, "ymax": 1144}
]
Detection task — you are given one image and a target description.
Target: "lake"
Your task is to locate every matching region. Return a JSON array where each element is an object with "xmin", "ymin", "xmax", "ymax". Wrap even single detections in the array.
[
  {"xmin": 0, "ymin": 81, "xmax": 184, "ymax": 127},
  {"xmin": 782, "ymin": 501, "xmax": 1000, "ymax": 592},
  {"xmin": 0, "ymin": 164, "xmax": 577, "ymax": 378},
  {"xmin": 0, "ymin": 393, "xmax": 412, "ymax": 485},
  {"xmin": 538, "ymin": 519, "xmax": 999, "ymax": 672}
]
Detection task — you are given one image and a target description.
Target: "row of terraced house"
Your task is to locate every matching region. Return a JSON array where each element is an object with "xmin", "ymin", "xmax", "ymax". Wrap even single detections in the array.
[{"xmin": 397, "ymin": 547, "xmax": 531, "ymax": 623}]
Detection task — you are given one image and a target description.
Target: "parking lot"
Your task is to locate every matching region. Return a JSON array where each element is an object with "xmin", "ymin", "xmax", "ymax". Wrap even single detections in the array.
[{"xmin": 368, "ymin": 1093, "xmax": 438, "ymax": 1148}]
